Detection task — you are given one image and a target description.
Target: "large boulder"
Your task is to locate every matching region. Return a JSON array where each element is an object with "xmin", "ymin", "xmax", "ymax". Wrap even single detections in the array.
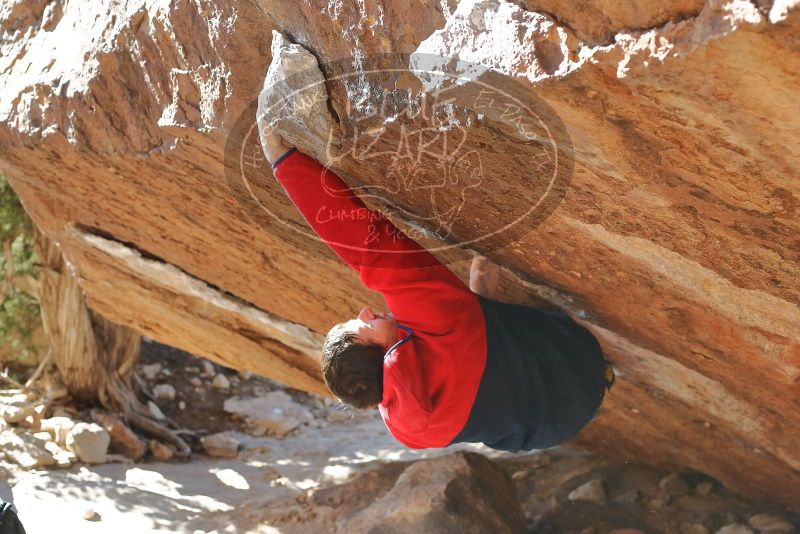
[
  {"xmin": 250, "ymin": 452, "xmax": 526, "ymax": 533},
  {"xmin": 342, "ymin": 452, "xmax": 527, "ymax": 533},
  {"xmin": 0, "ymin": 0, "xmax": 798, "ymax": 510}
]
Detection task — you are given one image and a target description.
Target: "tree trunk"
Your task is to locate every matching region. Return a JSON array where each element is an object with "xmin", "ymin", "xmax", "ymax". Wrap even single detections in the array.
[{"xmin": 34, "ymin": 229, "xmax": 144, "ymax": 412}]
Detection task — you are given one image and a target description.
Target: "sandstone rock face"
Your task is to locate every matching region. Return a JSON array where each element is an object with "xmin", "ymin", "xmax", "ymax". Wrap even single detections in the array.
[
  {"xmin": 258, "ymin": 30, "xmax": 338, "ymax": 160},
  {"xmin": 1, "ymin": 0, "xmax": 799, "ymax": 510}
]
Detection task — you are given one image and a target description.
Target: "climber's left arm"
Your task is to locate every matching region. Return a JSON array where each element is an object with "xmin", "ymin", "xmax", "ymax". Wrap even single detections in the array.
[
  {"xmin": 261, "ymin": 127, "xmax": 295, "ymax": 165},
  {"xmin": 262, "ymin": 131, "xmax": 477, "ymax": 335}
]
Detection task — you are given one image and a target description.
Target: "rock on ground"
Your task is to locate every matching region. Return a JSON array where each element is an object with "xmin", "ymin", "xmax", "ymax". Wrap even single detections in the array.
[
  {"xmin": 92, "ymin": 413, "xmax": 146, "ymax": 461},
  {"xmin": 201, "ymin": 432, "xmax": 241, "ymax": 459},
  {"xmin": 82, "ymin": 508, "xmax": 101, "ymax": 522},
  {"xmin": 66, "ymin": 423, "xmax": 110, "ymax": 464},
  {"xmin": 0, "ymin": 393, "xmax": 35, "ymax": 424},
  {"xmin": 147, "ymin": 401, "xmax": 166, "ymax": 420},
  {"xmin": 201, "ymin": 361, "xmax": 216, "ymax": 378},
  {"xmin": 40, "ymin": 417, "xmax": 76, "ymax": 446},
  {"xmin": 341, "ymin": 452, "xmax": 526, "ymax": 533},
  {"xmin": 223, "ymin": 391, "xmax": 313, "ymax": 436},
  {"xmin": 43, "ymin": 440, "xmax": 77, "ymax": 468},
  {"xmin": 153, "ymin": 384, "xmax": 176, "ymax": 401},
  {"xmin": 716, "ymin": 525, "xmax": 754, "ymax": 534},
  {"xmin": 747, "ymin": 514, "xmax": 795, "ymax": 533},
  {"xmin": 0, "ymin": 430, "xmax": 55, "ymax": 469},
  {"xmin": 149, "ymin": 440, "xmax": 175, "ymax": 462},
  {"xmin": 212, "ymin": 374, "xmax": 230, "ymax": 390},
  {"xmin": 139, "ymin": 363, "xmax": 162, "ymax": 381},
  {"xmin": 568, "ymin": 479, "xmax": 607, "ymax": 504}
]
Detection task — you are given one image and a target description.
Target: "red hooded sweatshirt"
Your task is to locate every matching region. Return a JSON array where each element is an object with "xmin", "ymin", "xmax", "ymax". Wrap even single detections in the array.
[{"xmin": 272, "ymin": 147, "xmax": 487, "ymax": 448}]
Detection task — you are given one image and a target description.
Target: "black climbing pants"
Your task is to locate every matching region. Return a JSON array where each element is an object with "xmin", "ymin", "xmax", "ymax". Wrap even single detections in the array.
[{"xmin": 0, "ymin": 500, "xmax": 26, "ymax": 534}]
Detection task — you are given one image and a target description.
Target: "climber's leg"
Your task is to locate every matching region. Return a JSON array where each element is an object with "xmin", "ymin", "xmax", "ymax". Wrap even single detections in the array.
[{"xmin": 0, "ymin": 499, "xmax": 27, "ymax": 534}]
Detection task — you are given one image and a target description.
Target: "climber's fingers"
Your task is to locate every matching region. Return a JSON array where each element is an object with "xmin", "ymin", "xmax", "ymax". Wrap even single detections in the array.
[
  {"xmin": 257, "ymin": 118, "xmax": 292, "ymax": 165},
  {"xmin": 470, "ymin": 255, "xmax": 495, "ymax": 273},
  {"xmin": 469, "ymin": 255, "xmax": 501, "ymax": 299}
]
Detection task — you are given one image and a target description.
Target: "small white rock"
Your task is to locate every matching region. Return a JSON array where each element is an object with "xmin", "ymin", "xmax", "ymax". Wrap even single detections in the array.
[
  {"xmin": 44, "ymin": 441, "xmax": 77, "ymax": 467},
  {"xmin": 147, "ymin": 401, "xmax": 166, "ymax": 420},
  {"xmin": 202, "ymin": 360, "xmax": 216, "ymax": 377},
  {"xmin": 716, "ymin": 525, "xmax": 753, "ymax": 534},
  {"xmin": 747, "ymin": 514, "xmax": 795, "ymax": 533},
  {"xmin": 178, "ymin": 401, "xmax": 186, "ymax": 411},
  {"xmin": 32, "ymin": 431, "xmax": 52, "ymax": 443},
  {"xmin": 201, "ymin": 432, "xmax": 241, "ymax": 458},
  {"xmin": 40, "ymin": 417, "xmax": 76, "ymax": 446},
  {"xmin": 66, "ymin": 423, "xmax": 110, "ymax": 464},
  {"xmin": 1, "ymin": 404, "xmax": 32, "ymax": 424},
  {"xmin": 139, "ymin": 363, "xmax": 162, "ymax": 381},
  {"xmin": 0, "ymin": 393, "xmax": 32, "ymax": 407},
  {"xmin": 511, "ymin": 470, "xmax": 529, "ymax": 481},
  {"xmin": 82, "ymin": 508, "xmax": 101, "ymax": 521},
  {"xmin": 153, "ymin": 384, "xmax": 176, "ymax": 401},
  {"xmin": 190, "ymin": 377, "xmax": 202, "ymax": 387},
  {"xmin": 212, "ymin": 374, "xmax": 230, "ymax": 390},
  {"xmin": 568, "ymin": 479, "xmax": 607, "ymax": 504},
  {"xmin": 239, "ymin": 370, "xmax": 253, "ymax": 380}
]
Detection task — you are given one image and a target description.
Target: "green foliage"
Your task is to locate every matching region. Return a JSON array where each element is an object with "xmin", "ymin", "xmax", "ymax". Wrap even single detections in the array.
[{"xmin": 0, "ymin": 175, "xmax": 41, "ymax": 362}]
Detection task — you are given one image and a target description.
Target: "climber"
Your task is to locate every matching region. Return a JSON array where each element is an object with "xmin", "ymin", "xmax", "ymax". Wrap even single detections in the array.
[{"xmin": 259, "ymin": 125, "xmax": 614, "ymax": 452}]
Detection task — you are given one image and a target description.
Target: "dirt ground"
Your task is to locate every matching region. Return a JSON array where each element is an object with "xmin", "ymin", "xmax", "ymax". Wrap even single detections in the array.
[{"xmin": 1, "ymin": 340, "xmax": 504, "ymax": 532}]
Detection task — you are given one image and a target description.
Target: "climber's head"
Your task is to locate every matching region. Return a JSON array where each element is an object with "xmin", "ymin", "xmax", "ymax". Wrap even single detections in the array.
[{"xmin": 321, "ymin": 306, "xmax": 397, "ymax": 409}]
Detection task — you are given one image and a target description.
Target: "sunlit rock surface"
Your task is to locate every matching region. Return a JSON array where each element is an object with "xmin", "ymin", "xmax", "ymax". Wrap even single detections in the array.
[{"xmin": 0, "ymin": 0, "xmax": 798, "ymax": 509}]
